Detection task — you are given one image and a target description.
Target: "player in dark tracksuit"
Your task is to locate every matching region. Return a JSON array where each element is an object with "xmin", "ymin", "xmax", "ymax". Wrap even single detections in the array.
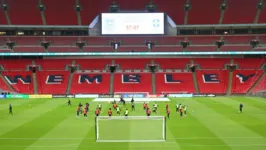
[
  {"xmin": 239, "ymin": 103, "xmax": 243, "ymax": 113},
  {"xmin": 68, "ymin": 99, "xmax": 71, "ymax": 106},
  {"xmin": 9, "ymin": 104, "xmax": 13, "ymax": 115}
]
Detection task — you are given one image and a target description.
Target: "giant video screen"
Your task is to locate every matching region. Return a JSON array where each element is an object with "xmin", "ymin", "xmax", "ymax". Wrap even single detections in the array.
[{"xmin": 101, "ymin": 13, "xmax": 165, "ymax": 35}]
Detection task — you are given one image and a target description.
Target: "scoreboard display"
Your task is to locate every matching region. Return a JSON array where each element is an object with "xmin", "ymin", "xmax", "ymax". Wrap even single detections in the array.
[{"xmin": 101, "ymin": 13, "xmax": 165, "ymax": 35}]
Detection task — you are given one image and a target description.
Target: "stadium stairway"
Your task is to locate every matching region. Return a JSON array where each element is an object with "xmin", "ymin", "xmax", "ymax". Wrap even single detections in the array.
[
  {"xmin": 227, "ymin": 59, "xmax": 234, "ymax": 95},
  {"xmin": 66, "ymin": 60, "xmax": 76, "ymax": 94},
  {"xmin": 248, "ymin": 72, "xmax": 266, "ymax": 93},
  {"xmin": 109, "ymin": 60, "xmax": 115, "ymax": 94},
  {"xmin": 219, "ymin": 0, "xmax": 226, "ymax": 24},
  {"xmin": 32, "ymin": 60, "xmax": 38, "ymax": 94},
  {"xmin": 0, "ymin": 73, "xmax": 14, "ymax": 92},
  {"xmin": 191, "ymin": 60, "xmax": 199, "ymax": 94}
]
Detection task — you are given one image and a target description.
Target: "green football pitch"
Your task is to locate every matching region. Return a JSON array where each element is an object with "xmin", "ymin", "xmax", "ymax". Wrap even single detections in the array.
[{"xmin": 0, "ymin": 96, "xmax": 266, "ymax": 150}]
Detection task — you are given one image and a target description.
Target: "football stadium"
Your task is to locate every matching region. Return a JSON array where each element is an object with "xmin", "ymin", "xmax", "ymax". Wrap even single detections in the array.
[{"xmin": 0, "ymin": 0, "xmax": 266, "ymax": 150}]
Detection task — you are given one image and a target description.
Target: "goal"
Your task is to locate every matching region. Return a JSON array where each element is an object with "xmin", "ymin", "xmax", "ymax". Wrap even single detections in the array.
[{"xmin": 95, "ymin": 116, "xmax": 166, "ymax": 142}]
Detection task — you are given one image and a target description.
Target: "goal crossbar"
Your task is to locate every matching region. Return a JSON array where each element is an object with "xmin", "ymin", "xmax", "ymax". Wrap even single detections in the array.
[{"xmin": 95, "ymin": 116, "xmax": 166, "ymax": 142}]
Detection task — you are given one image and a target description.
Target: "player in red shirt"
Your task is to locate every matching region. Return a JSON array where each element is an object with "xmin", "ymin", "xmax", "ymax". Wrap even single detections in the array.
[
  {"xmin": 113, "ymin": 103, "xmax": 117, "ymax": 110},
  {"xmin": 167, "ymin": 108, "xmax": 170, "ymax": 119},
  {"xmin": 146, "ymin": 108, "xmax": 151, "ymax": 116},
  {"xmin": 83, "ymin": 109, "xmax": 87, "ymax": 117},
  {"xmin": 166, "ymin": 103, "xmax": 169, "ymax": 112},
  {"xmin": 95, "ymin": 108, "xmax": 100, "ymax": 116},
  {"xmin": 180, "ymin": 107, "xmax": 183, "ymax": 117},
  {"xmin": 108, "ymin": 108, "xmax": 112, "ymax": 117},
  {"xmin": 143, "ymin": 102, "xmax": 148, "ymax": 110}
]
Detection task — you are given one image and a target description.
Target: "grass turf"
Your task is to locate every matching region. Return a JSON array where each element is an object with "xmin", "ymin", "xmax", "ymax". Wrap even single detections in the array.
[{"xmin": 0, "ymin": 96, "xmax": 266, "ymax": 150}]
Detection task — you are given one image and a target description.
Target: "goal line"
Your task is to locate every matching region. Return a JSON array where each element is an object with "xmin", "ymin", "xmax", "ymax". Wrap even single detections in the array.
[{"xmin": 96, "ymin": 140, "xmax": 166, "ymax": 143}]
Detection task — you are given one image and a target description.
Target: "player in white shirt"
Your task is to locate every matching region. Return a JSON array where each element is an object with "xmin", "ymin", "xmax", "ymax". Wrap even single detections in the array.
[
  {"xmin": 124, "ymin": 109, "xmax": 129, "ymax": 116},
  {"xmin": 153, "ymin": 103, "xmax": 158, "ymax": 114},
  {"xmin": 116, "ymin": 106, "xmax": 120, "ymax": 115}
]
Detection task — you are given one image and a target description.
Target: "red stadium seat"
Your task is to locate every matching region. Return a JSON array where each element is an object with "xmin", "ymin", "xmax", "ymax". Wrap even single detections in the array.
[
  {"xmin": 70, "ymin": 73, "xmax": 110, "ymax": 94},
  {"xmin": 2, "ymin": 71, "xmax": 34, "ymax": 94},
  {"xmin": 196, "ymin": 70, "xmax": 228, "ymax": 94},
  {"xmin": 231, "ymin": 70, "xmax": 263, "ymax": 93},
  {"xmin": 113, "ymin": 73, "xmax": 152, "ymax": 93},
  {"xmin": 37, "ymin": 71, "xmax": 70, "ymax": 94},
  {"xmin": 252, "ymin": 75, "xmax": 266, "ymax": 93},
  {"xmin": 155, "ymin": 73, "xmax": 195, "ymax": 94}
]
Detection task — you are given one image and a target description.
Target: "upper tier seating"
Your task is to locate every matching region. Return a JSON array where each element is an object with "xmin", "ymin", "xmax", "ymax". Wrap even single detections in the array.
[
  {"xmin": 70, "ymin": 73, "xmax": 110, "ymax": 94},
  {"xmin": 252, "ymin": 74, "xmax": 266, "ymax": 93},
  {"xmin": 2, "ymin": 71, "xmax": 34, "ymax": 94},
  {"xmin": 115, "ymin": 59, "xmax": 151, "ymax": 69},
  {"xmin": 155, "ymin": 73, "xmax": 195, "ymax": 93},
  {"xmin": 13, "ymin": 46, "xmax": 46, "ymax": 52},
  {"xmin": 48, "ymin": 46, "xmax": 80, "ymax": 52},
  {"xmin": 154, "ymin": 58, "xmax": 190, "ymax": 69},
  {"xmin": 231, "ymin": 70, "xmax": 263, "ymax": 93},
  {"xmin": 35, "ymin": 59, "xmax": 72, "ymax": 70},
  {"xmin": 0, "ymin": 59, "xmax": 32, "ymax": 70},
  {"xmin": 6, "ymin": 0, "xmax": 42, "ymax": 25},
  {"xmin": 258, "ymin": 5, "xmax": 266, "ymax": 23},
  {"xmin": 193, "ymin": 58, "xmax": 231, "ymax": 69},
  {"xmin": 75, "ymin": 59, "xmax": 112, "ymax": 70},
  {"xmin": 233, "ymin": 58, "xmax": 264, "ymax": 69},
  {"xmin": 113, "ymin": 73, "xmax": 152, "ymax": 93},
  {"xmin": 37, "ymin": 71, "xmax": 70, "ymax": 94},
  {"xmin": 42, "ymin": 0, "xmax": 77, "ymax": 25},
  {"xmin": 188, "ymin": 0, "xmax": 221, "ymax": 24},
  {"xmin": 220, "ymin": 45, "xmax": 252, "ymax": 51},
  {"xmin": 223, "ymin": 0, "xmax": 257, "ymax": 24},
  {"xmin": 196, "ymin": 70, "xmax": 228, "ymax": 94}
]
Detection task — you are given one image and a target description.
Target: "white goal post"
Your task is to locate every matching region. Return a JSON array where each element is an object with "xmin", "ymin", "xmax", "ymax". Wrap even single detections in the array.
[{"xmin": 95, "ymin": 116, "xmax": 166, "ymax": 142}]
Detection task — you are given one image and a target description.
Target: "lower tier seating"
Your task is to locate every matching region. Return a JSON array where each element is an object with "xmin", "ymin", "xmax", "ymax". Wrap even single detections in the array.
[
  {"xmin": 37, "ymin": 71, "xmax": 70, "ymax": 94},
  {"xmin": 113, "ymin": 73, "xmax": 152, "ymax": 93},
  {"xmin": 2, "ymin": 71, "xmax": 34, "ymax": 94},
  {"xmin": 70, "ymin": 73, "xmax": 110, "ymax": 94},
  {"xmin": 156, "ymin": 73, "xmax": 195, "ymax": 93},
  {"xmin": 252, "ymin": 74, "xmax": 266, "ymax": 93},
  {"xmin": 231, "ymin": 70, "xmax": 263, "ymax": 94},
  {"xmin": 196, "ymin": 70, "xmax": 228, "ymax": 94}
]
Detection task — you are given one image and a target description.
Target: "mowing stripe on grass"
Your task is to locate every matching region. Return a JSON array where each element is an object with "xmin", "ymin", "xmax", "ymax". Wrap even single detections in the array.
[
  {"xmin": 187, "ymin": 98, "xmax": 266, "ymax": 150},
  {"xmin": 201, "ymin": 97, "xmax": 266, "ymax": 138},
  {"xmin": 0, "ymin": 99, "xmax": 62, "ymax": 136},
  {"xmin": 232, "ymin": 97, "xmax": 266, "ymax": 112},
  {"xmin": 214, "ymin": 97, "xmax": 266, "ymax": 122}
]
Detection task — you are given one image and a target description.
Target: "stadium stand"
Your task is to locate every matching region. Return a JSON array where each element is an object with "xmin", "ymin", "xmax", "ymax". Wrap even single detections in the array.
[
  {"xmin": 13, "ymin": 46, "xmax": 46, "ymax": 52},
  {"xmin": 0, "ymin": 77, "xmax": 11, "ymax": 92},
  {"xmin": 196, "ymin": 70, "xmax": 228, "ymax": 94},
  {"xmin": 223, "ymin": 35, "xmax": 256, "ymax": 44},
  {"xmin": 6, "ymin": 0, "xmax": 42, "ymax": 25},
  {"xmin": 0, "ymin": 8, "xmax": 7, "ymax": 25},
  {"xmin": 220, "ymin": 45, "xmax": 252, "ymax": 51},
  {"xmin": 222, "ymin": 0, "xmax": 257, "ymax": 24},
  {"xmin": 153, "ymin": 0, "xmax": 186, "ymax": 24},
  {"xmin": 155, "ymin": 73, "xmax": 195, "ymax": 94},
  {"xmin": 37, "ymin": 71, "xmax": 70, "ymax": 94},
  {"xmin": 0, "ymin": 59, "xmax": 31, "ymax": 70},
  {"xmin": 75, "ymin": 59, "xmax": 111, "ymax": 70},
  {"xmin": 186, "ymin": 45, "xmax": 217, "ymax": 51},
  {"xmin": 193, "ymin": 58, "xmax": 230, "ymax": 69},
  {"xmin": 154, "ymin": 58, "xmax": 190, "ymax": 69},
  {"xmin": 2, "ymin": 71, "xmax": 34, "ymax": 94},
  {"xmin": 252, "ymin": 75, "xmax": 266, "ymax": 93},
  {"xmin": 258, "ymin": 5, "xmax": 266, "ymax": 23},
  {"xmin": 48, "ymin": 46, "xmax": 80, "ymax": 52},
  {"xmin": 82, "ymin": 46, "xmax": 113, "ymax": 52},
  {"xmin": 42, "ymin": 0, "xmax": 77, "ymax": 25},
  {"xmin": 35, "ymin": 59, "xmax": 72, "ymax": 70},
  {"xmin": 113, "ymin": 73, "xmax": 152, "ymax": 93},
  {"xmin": 231, "ymin": 70, "xmax": 263, "ymax": 93},
  {"xmin": 187, "ymin": 0, "xmax": 221, "ymax": 24},
  {"xmin": 233, "ymin": 58, "xmax": 264, "ymax": 69},
  {"xmin": 79, "ymin": 0, "xmax": 111, "ymax": 25},
  {"xmin": 70, "ymin": 73, "xmax": 110, "ymax": 94},
  {"xmin": 115, "ymin": 59, "xmax": 151, "ymax": 69}
]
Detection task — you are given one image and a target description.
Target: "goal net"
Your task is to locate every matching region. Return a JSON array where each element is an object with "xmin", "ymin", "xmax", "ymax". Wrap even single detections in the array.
[{"xmin": 95, "ymin": 116, "xmax": 166, "ymax": 142}]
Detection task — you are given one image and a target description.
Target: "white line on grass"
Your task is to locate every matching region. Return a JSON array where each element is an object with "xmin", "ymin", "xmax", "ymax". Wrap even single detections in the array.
[
  {"xmin": 1, "ymin": 143, "xmax": 266, "ymax": 148},
  {"xmin": 1, "ymin": 137, "xmax": 266, "ymax": 140}
]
